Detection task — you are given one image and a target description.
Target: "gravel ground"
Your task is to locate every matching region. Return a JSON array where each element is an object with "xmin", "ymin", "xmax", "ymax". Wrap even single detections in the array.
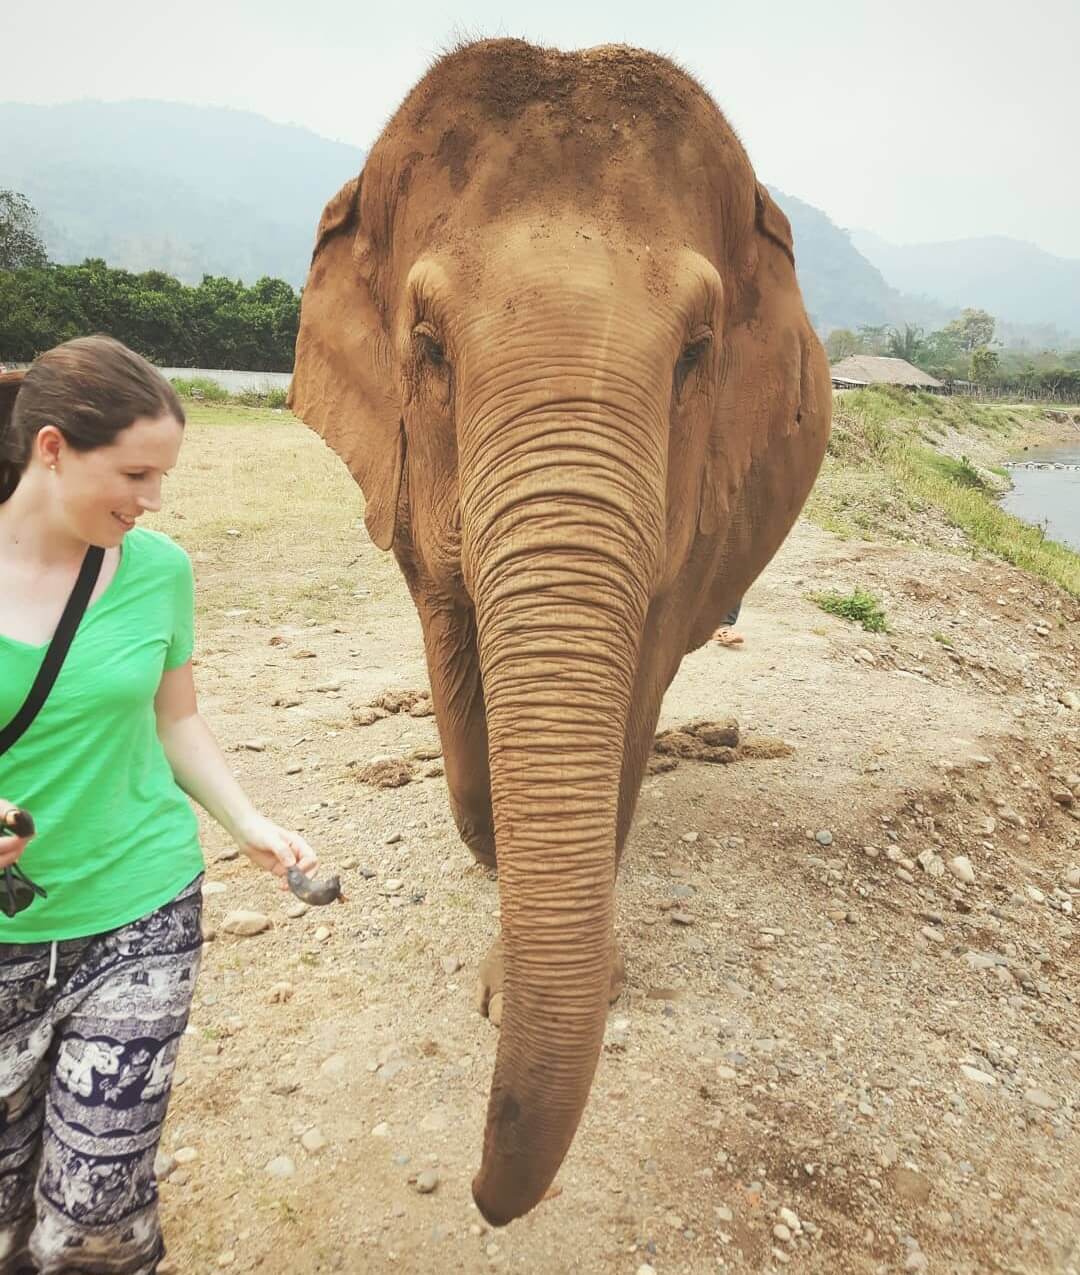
[{"xmin": 152, "ymin": 473, "xmax": 1078, "ymax": 1274}]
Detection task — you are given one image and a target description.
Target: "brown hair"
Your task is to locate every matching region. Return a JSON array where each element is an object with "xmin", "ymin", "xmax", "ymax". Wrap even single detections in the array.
[{"xmin": 0, "ymin": 335, "xmax": 185, "ymax": 503}]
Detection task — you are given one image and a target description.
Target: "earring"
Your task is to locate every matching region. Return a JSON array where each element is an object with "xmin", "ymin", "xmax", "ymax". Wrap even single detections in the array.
[{"xmin": 49, "ymin": 463, "xmax": 57, "ymax": 472}]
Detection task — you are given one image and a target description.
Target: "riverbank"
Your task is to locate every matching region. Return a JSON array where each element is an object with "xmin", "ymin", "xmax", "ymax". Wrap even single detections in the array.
[{"xmin": 807, "ymin": 388, "xmax": 1080, "ymax": 597}]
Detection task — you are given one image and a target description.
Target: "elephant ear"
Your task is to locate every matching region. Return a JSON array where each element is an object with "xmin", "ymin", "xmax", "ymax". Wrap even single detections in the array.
[
  {"xmin": 288, "ymin": 174, "xmax": 404, "ymax": 551},
  {"xmin": 754, "ymin": 182, "xmax": 795, "ymax": 267},
  {"xmin": 698, "ymin": 181, "xmax": 818, "ymax": 538}
]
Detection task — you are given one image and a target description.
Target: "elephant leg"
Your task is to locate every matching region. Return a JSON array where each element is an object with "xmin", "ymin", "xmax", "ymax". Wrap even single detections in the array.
[
  {"xmin": 615, "ymin": 598, "xmax": 697, "ymax": 872},
  {"xmin": 475, "ymin": 936, "xmax": 625, "ymax": 1028},
  {"xmin": 413, "ymin": 593, "xmax": 496, "ymax": 868}
]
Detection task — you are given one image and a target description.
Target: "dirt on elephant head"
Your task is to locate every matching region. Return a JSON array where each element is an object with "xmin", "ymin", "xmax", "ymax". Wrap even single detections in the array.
[
  {"xmin": 409, "ymin": 39, "xmax": 698, "ymax": 129},
  {"xmin": 374, "ymin": 37, "xmax": 755, "ymax": 258}
]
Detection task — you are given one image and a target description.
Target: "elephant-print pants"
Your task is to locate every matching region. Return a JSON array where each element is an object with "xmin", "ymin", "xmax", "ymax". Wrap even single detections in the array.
[{"xmin": 0, "ymin": 876, "xmax": 203, "ymax": 1275}]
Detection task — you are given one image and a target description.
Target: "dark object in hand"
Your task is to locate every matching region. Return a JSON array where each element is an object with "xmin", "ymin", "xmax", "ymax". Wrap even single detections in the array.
[
  {"xmin": 1, "ymin": 809, "xmax": 47, "ymax": 918},
  {"xmin": 286, "ymin": 865, "xmax": 341, "ymax": 906},
  {"xmin": 1, "ymin": 865, "xmax": 47, "ymax": 917},
  {"xmin": 2, "ymin": 808, "xmax": 35, "ymax": 838}
]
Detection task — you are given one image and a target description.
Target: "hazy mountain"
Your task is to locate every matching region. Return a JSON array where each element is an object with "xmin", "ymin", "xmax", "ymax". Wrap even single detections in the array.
[
  {"xmin": 4, "ymin": 100, "xmax": 1068, "ymax": 342},
  {"xmin": 851, "ymin": 229, "xmax": 1080, "ymax": 338},
  {"xmin": 0, "ymin": 100, "xmax": 364, "ymax": 287},
  {"xmin": 767, "ymin": 188, "xmax": 937, "ymax": 334}
]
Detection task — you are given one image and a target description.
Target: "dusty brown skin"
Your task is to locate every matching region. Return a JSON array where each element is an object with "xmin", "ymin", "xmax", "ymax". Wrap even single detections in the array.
[{"xmin": 289, "ymin": 39, "xmax": 831, "ymax": 1226}]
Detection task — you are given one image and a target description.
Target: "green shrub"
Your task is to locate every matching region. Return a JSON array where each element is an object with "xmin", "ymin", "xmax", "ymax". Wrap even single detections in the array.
[
  {"xmin": 910, "ymin": 449, "xmax": 988, "ymax": 491},
  {"xmin": 955, "ymin": 454, "xmax": 985, "ymax": 488},
  {"xmin": 169, "ymin": 378, "xmax": 289, "ymax": 410},
  {"xmin": 171, "ymin": 376, "xmax": 229, "ymax": 403},
  {"xmin": 811, "ymin": 587, "xmax": 888, "ymax": 632}
]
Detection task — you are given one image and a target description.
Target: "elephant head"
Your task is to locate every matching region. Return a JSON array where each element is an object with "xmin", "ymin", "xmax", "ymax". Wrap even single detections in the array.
[{"xmin": 290, "ymin": 39, "xmax": 830, "ymax": 1226}]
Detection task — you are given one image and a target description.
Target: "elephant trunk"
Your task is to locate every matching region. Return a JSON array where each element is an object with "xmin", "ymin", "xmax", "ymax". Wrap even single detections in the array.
[{"xmin": 461, "ymin": 400, "xmax": 664, "ymax": 1225}]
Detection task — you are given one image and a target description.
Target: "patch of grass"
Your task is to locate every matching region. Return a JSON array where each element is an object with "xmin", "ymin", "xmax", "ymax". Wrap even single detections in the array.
[
  {"xmin": 182, "ymin": 400, "xmax": 287, "ymax": 428},
  {"xmin": 233, "ymin": 386, "xmax": 290, "ymax": 409},
  {"xmin": 804, "ymin": 459, "xmax": 924, "ymax": 544},
  {"xmin": 808, "ymin": 396, "xmax": 1080, "ymax": 597},
  {"xmin": 144, "ymin": 403, "xmax": 380, "ymax": 631},
  {"xmin": 896, "ymin": 449, "xmax": 1080, "ymax": 594},
  {"xmin": 811, "ymin": 587, "xmax": 888, "ymax": 633},
  {"xmin": 170, "ymin": 375, "xmax": 230, "ymax": 402},
  {"xmin": 954, "ymin": 454, "xmax": 986, "ymax": 488},
  {"xmin": 917, "ymin": 450, "xmax": 988, "ymax": 491},
  {"xmin": 275, "ymin": 1200, "xmax": 301, "ymax": 1226},
  {"xmin": 172, "ymin": 378, "xmax": 290, "ymax": 410},
  {"xmin": 836, "ymin": 386, "xmax": 1014, "ymax": 436}
]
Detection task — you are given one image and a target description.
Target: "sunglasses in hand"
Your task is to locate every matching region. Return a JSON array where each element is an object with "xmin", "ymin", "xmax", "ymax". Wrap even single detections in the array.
[{"xmin": 1, "ymin": 808, "xmax": 48, "ymax": 918}]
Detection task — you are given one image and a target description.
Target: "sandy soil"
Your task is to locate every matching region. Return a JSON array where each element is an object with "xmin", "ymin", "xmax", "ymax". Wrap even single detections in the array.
[{"xmin": 154, "ymin": 453, "xmax": 1079, "ymax": 1275}]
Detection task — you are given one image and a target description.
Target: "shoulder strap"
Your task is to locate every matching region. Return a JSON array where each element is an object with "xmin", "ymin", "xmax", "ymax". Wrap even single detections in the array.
[{"xmin": 0, "ymin": 545, "xmax": 105, "ymax": 757}]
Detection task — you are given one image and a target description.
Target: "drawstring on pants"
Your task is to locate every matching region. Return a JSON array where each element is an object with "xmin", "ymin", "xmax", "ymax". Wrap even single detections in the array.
[{"xmin": 45, "ymin": 939, "xmax": 59, "ymax": 989}]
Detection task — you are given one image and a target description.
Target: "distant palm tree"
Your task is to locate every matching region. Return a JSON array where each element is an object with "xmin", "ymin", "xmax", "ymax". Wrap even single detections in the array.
[{"xmin": 887, "ymin": 324, "xmax": 925, "ymax": 364}]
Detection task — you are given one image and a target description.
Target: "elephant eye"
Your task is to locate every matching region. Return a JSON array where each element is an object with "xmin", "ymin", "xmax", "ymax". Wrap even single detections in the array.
[
  {"xmin": 413, "ymin": 321, "xmax": 447, "ymax": 369},
  {"xmin": 674, "ymin": 330, "xmax": 713, "ymax": 393}
]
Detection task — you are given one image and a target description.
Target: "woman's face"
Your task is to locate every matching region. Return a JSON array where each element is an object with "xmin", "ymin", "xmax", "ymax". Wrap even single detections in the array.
[{"xmin": 49, "ymin": 414, "xmax": 184, "ymax": 548}]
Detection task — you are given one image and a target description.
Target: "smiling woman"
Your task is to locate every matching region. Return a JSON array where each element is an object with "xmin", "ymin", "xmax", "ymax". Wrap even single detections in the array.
[
  {"xmin": 0, "ymin": 340, "xmax": 184, "ymax": 498},
  {"xmin": 0, "ymin": 336, "xmax": 325, "ymax": 1273}
]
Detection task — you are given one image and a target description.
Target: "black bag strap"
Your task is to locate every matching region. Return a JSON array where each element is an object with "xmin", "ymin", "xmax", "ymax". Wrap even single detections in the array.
[{"xmin": 0, "ymin": 545, "xmax": 105, "ymax": 757}]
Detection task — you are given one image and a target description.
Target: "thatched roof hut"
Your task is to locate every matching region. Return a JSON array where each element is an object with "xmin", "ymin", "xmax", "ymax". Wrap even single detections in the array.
[{"xmin": 830, "ymin": 356, "xmax": 944, "ymax": 392}]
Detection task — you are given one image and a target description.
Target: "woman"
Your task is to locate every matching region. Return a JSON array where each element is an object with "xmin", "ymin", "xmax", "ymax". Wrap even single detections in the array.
[{"xmin": 0, "ymin": 336, "xmax": 316, "ymax": 1274}]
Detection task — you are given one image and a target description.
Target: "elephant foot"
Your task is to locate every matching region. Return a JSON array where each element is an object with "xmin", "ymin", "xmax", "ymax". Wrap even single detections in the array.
[
  {"xmin": 467, "ymin": 840, "xmax": 498, "ymax": 870},
  {"xmin": 475, "ymin": 936, "xmax": 625, "ymax": 1028},
  {"xmin": 455, "ymin": 818, "xmax": 497, "ymax": 870}
]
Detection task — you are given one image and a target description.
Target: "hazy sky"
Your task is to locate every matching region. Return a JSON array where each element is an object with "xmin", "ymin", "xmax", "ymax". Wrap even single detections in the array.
[{"xmin": 7, "ymin": 0, "xmax": 1079, "ymax": 257}]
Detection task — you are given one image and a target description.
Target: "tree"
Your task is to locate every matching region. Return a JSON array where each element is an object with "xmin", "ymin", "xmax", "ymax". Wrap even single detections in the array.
[
  {"xmin": 856, "ymin": 324, "xmax": 891, "ymax": 355},
  {"xmin": 943, "ymin": 308, "xmax": 996, "ymax": 353},
  {"xmin": 886, "ymin": 324, "xmax": 924, "ymax": 364},
  {"xmin": 970, "ymin": 347, "xmax": 999, "ymax": 384},
  {"xmin": 0, "ymin": 260, "xmax": 299, "ymax": 369},
  {"xmin": 825, "ymin": 328, "xmax": 862, "ymax": 362},
  {"xmin": 0, "ymin": 190, "xmax": 48, "ymax": 271}
]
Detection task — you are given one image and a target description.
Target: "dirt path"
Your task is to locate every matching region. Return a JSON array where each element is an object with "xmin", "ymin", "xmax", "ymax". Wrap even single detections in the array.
[{"xmin": 156, "ymin": 483, "xmax": 1079, "ymax": 1274}]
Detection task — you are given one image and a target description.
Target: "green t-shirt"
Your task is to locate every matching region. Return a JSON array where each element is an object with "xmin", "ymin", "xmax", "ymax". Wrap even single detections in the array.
[{"xmin": 0, "ymin": 528, "xmax": 203, "ymax": 942}]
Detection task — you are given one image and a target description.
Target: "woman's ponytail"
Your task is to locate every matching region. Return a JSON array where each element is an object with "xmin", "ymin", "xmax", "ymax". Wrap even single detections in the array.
[{"xmin": 0, "ymin": 372, "xmax": 26, "ymax": 503}]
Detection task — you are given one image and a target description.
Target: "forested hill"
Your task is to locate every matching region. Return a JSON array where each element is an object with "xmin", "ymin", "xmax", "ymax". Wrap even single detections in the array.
[{"xmin": 0, "ymin": 101, "xmax": 364, "ymax": 287}]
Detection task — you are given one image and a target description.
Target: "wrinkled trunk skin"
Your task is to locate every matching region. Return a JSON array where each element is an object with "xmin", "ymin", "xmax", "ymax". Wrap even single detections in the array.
[{"xmin": 461, "ymin": 377, "xmax": 664, "ymax": 1225}]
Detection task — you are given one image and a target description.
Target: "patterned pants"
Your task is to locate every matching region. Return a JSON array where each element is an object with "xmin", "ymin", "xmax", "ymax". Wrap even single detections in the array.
[{"xmin": 0, "ymin": 878, "xmax": 202, "ymax": 1275}]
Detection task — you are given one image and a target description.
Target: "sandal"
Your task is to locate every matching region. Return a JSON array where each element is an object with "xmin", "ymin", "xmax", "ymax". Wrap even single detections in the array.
[{"xmin": 712, "ymin": 626, "xmax": 744, "ymax": 647}]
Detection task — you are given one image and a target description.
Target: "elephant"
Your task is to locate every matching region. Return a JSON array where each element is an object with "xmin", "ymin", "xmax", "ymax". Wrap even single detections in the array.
[{"xmin": 289, "ymin": 38, "xmax": 831, "ymax": 1227}]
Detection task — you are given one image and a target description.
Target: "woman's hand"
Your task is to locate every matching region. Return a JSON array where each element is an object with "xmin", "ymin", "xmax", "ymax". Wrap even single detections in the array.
[
  {"xmin": 233, "ymin": 813, "xmax": 317, "ymax": 890},
  {"xmin": 0, "ymin": 800, "xmax": 33, "ymax": 869}
]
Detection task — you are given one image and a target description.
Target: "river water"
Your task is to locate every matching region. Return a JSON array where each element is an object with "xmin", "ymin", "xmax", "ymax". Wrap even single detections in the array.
[{"xmin": 1001, "ymin": 441, "xmax": 1080, "ymax": 552}]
